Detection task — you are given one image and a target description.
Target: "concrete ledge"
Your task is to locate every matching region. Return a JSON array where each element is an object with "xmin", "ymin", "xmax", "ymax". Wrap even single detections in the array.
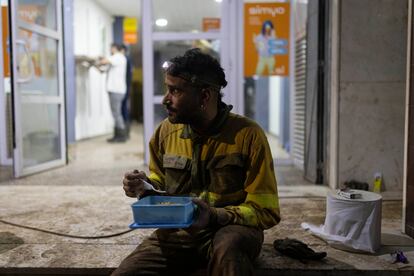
[
  {"xmin": 0, "ymin": 267, "xmax": 114, "ymax": 276},
  {"xmin": 0, "ymin": 268, "xmax": 411, "ymax": 276},
  {"xmin": 1, "ymin": 244, "xmax": 414, "ymax": 276}
]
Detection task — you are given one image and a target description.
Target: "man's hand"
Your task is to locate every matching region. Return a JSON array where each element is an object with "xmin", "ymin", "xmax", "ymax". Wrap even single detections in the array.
[
  {"xmin": 191, "ymin": 198, "xmax": 212, "ymax": 230},
  {"xmin": 188, "ymin": 199, "xmax": 232, "ymax": 232},
  {"xmin": 123, "ymin": 170, "xmax": 149, "ymax": 198},
  {"xmin": 98, "ymin": 56, "xmax": 110, "ymax": 65}
]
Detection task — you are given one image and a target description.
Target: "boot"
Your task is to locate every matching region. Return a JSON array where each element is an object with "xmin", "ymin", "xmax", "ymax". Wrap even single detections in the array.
[
  {"xmin": 125, "ymin": 122, "xmax": 130, "ymax": 140},
  {"xmin": 108, "ymin": 128, "xmax": 127, "ymax": 143},
  {"xmin": 107, "ymin": 128, "xmax": 119, "ymax": 143},
  {"xmin": 116, "ymin": 128, "xmax": 128, "ymax": 143}
]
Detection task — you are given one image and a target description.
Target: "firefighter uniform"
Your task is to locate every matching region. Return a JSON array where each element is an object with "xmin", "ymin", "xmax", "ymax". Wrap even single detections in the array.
[{"xmin": 112, "ymin": 103, "xmax": 280, "ymax": 276}]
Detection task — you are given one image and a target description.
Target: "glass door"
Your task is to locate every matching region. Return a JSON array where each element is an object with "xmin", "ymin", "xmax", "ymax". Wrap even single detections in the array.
[
  {"xmin": 10, "ymin": 0, "xmax": 66, "ymax": 177},
  {"xmin": 141, "ymin": 0, "xmax": 241, "ymax": 164},
  {"xmin": 0, "ymin": 1, "xmax": 12, "ymax": 166}
]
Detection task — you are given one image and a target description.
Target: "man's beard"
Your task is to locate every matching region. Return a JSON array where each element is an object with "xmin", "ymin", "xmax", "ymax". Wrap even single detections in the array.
[{"xmin": 166, "ymin": 106, "xmax": 201, "ymax": 125}]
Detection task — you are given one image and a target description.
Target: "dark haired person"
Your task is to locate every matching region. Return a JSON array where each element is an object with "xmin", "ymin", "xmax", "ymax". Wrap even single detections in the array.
[
  {"xmin": 120, "ymin": 44, "xmax": 133, "ymax": 139},
  {"xmin": 112, "ymin": 48, "xmax": 280, "ymax": 276},
  {"xmin": 97, "ymin": 43, "xmax": 127, "ymax": 142}
]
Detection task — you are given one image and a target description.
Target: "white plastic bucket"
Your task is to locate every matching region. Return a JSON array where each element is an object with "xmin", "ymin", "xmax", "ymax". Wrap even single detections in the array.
[{"xmin": 302, "ymin": 190, "xmax": 382, "ymax": 253}]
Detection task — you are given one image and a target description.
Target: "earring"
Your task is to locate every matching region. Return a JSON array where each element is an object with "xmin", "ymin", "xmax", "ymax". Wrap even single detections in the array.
[{"xmin": 201, "ymin": 104, "xmax": 205, "ymax": 110}]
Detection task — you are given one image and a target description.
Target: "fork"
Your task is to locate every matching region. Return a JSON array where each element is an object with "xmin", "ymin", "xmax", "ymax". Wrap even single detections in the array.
[{"xmin": 142, "ymin": 179, "xmax": 167, "ymax": 194}]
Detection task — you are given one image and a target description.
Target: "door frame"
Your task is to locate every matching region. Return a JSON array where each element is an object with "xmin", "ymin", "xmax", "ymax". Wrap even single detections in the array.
[
  {"xmin": 141, "ymin": 0, "xmax": 241, "ymax": 164},
  {"xmin": 328, "ymin": 0, "xmax": 340, "ymax": 189},
  {"xmin": 0, "ymin": 4, "xmax": 12, "ymax": 166},
  {"xmin": 9, "ymin": 0, "xmax": 67, "ymax": 177},
  {"xmin": 403, "ymin": 0, "xmax": 412, "ymax": 236}
]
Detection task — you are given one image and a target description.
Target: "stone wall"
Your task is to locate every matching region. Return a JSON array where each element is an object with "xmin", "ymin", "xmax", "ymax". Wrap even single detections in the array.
[{"xmin": 337, "ymin": 0, "xmax": 408, "ymax": 192}]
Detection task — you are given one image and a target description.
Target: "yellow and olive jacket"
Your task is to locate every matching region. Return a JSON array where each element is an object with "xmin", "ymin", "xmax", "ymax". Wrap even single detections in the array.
[{"xmin": 148, "ymin": 104, "xmax": 280, "ymax": 230}]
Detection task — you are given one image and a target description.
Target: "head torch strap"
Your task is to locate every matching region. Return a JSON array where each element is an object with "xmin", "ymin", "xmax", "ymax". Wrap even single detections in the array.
[
  {"xmin": 163, "ymin": 61, "xmax": 221, "ymax": 90},
  {"xmin": 177, "ymin": 73, "xmax": 222, "ymax": 90}
]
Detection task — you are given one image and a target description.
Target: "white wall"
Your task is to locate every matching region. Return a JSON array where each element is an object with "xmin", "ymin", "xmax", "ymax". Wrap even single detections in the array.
[
  {"xmin": 269, "ymin": 76, "xmax": 281, "ymax": 137},
  {"xmin": 74, "ymin": 0, "xmax": 114, "ymax": 140}
]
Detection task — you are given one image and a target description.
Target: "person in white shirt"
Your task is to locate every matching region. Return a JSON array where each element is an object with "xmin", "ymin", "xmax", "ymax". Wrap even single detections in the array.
[{"xmin": 97, "ymin": 43, "xmax": 128, "ymax": 142}]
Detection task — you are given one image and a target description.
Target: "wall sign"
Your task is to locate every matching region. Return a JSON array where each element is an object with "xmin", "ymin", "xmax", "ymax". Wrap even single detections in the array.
[{"xmin": 244, "ymin": 3, "xmax": 290, "ymax": 77}]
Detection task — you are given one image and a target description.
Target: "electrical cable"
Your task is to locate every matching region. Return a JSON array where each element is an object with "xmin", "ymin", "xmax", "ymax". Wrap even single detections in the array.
[{"xmin": 0, "ymin": 219, "xmax": 134, "ymax": 239}]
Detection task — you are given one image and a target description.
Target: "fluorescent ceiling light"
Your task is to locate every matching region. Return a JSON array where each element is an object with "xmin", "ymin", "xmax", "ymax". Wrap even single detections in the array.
[
  {"xmin": 215, "ymin": 0, "xmax": 222, "ymax": 2},
  {"xmin": 155, "ymin": 18, "xmax": 168, "ymax": 27}
]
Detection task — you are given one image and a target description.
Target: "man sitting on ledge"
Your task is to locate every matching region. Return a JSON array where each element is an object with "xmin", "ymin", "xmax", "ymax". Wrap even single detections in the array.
[{"xmin": 112, "ymin": 48, "xmax": 280, "ymax": 276}]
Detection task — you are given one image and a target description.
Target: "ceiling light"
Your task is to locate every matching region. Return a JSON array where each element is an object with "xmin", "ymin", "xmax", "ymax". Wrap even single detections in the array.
[
  {"xmin": 155, "ymin": 18, "xmax": 168, "ymax": 27},
  {"xmin": 215, "ymin": 0, "xmax": 222, "ymax": 2}
]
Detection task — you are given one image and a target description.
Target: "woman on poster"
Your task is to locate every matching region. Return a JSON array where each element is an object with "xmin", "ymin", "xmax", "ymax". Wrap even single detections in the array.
[{"xmin": 254, "ymin": 20, "xmax": 276, "ymax": 76}]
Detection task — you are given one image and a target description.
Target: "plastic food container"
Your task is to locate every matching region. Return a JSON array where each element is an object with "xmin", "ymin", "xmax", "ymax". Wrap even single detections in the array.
[{"xmin": 129, "ymin": 195, "xmax": 195, "ymax": 229}]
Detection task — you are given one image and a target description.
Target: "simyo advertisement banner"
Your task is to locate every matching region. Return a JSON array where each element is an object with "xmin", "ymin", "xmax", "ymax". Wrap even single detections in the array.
[{"xmin": 244, "ymin": 3, "xmax": 290, "ymax": 77}]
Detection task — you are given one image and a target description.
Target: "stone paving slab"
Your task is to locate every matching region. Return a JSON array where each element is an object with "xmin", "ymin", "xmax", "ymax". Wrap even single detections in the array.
[{"xmin": 1, "ymin": 185, "xmax": 414, "ymax": 275}]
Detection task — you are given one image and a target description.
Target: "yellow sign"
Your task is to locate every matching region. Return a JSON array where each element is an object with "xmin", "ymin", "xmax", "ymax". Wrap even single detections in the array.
[
  {"xmin": 244, "ymin": 3, "xmax": 290, "ymax": 77},
  {"xmin": 123, "ymin": 17, "xmax": 137, "ymax": 32},
  {"xmin": 123, "ymin": 17, "xmax": 138, "ymax": 44}
]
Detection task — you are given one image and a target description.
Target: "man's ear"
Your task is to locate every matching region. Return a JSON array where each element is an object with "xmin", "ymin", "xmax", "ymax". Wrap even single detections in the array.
[{"xmin": 200, "ymin": 88, "xmax": 212, "ymax": 107}]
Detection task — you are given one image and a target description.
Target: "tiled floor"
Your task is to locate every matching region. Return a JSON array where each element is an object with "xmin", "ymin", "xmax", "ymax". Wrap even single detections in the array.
[
  {"xmin": 266, "ymin": 132, "xmax": 291, "ymax": 160},
  {"xmin": 0, "ymin": 123, "xmax": 312, "ymax": 188}
]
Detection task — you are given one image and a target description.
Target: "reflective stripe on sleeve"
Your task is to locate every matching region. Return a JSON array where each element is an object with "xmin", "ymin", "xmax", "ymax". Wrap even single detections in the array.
[
  {"xmin": 237, "ymin": 205, "xmax": 259, "ymax": 225},
  {"xmin": 245, "ymin": 193, "xmax": 279, "ymax": 210}
]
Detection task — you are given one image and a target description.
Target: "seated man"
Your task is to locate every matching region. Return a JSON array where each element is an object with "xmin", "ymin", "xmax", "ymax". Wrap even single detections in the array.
[{"xmin": 112, "ymin": 48, "xmax": 280, "ymax": 276}]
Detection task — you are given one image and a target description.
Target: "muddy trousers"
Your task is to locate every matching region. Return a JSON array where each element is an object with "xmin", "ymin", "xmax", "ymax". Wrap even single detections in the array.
[{"xmin": 111, "ymin": 225, "xmax": 263, "ymax": 276}]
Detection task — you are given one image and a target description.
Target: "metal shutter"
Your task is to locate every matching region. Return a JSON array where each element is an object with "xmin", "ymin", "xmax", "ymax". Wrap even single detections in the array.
[{"xmin": 292, "ymin": 36, "xmax": 307, "ymax": 170}]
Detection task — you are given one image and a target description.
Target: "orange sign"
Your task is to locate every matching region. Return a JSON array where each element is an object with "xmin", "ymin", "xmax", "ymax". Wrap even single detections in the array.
[
  {"xmin": 244, "ymin": 3, "xmax": 290, "ymax": 77},
  {"xmin": 123, "ymin": 17, "xmax": 138, "ymax": 44},
  {"xmin": 202, "ymin": 18, "xmax": 220, "ymax": 32},
  {"xmin": 2, "ymin": 6, "xmax": 9, "ymax": 77},
  {"xmin": 124, "ymin": 32, "xmax": 137, "ymax": 44}
]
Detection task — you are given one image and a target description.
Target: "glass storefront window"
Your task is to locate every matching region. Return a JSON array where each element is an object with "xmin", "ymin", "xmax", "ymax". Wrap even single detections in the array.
[
  {"xmin": 22, "ymin": 103, "xmax": 61, "ymax": 167},
  {"xmin": 17, "ymin": 29, "xmax": 59, "ymax": 96},
  {"xmin": 18, "ymin": 0, "xmax": 57, "ymax": 30},
  {"xmin": 153, "ymin": 0, "xmax": 221, "ymax": 32},
  {"xmin": 154, "ymin": 104, "xmax": 167, "ymax": 130},
  {"xmin": 153, "ymin": 40, "xmax": 220, "ymax": 95}
]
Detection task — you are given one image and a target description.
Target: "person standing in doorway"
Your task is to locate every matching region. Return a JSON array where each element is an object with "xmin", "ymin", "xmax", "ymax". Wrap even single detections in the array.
[
  {"xmin": 120, "ymin": 44, "xmax": 132, "ymax": 139},
  {"xmin": 97, "ymin": 43, "xmax": 127, "ymax": 143}
]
